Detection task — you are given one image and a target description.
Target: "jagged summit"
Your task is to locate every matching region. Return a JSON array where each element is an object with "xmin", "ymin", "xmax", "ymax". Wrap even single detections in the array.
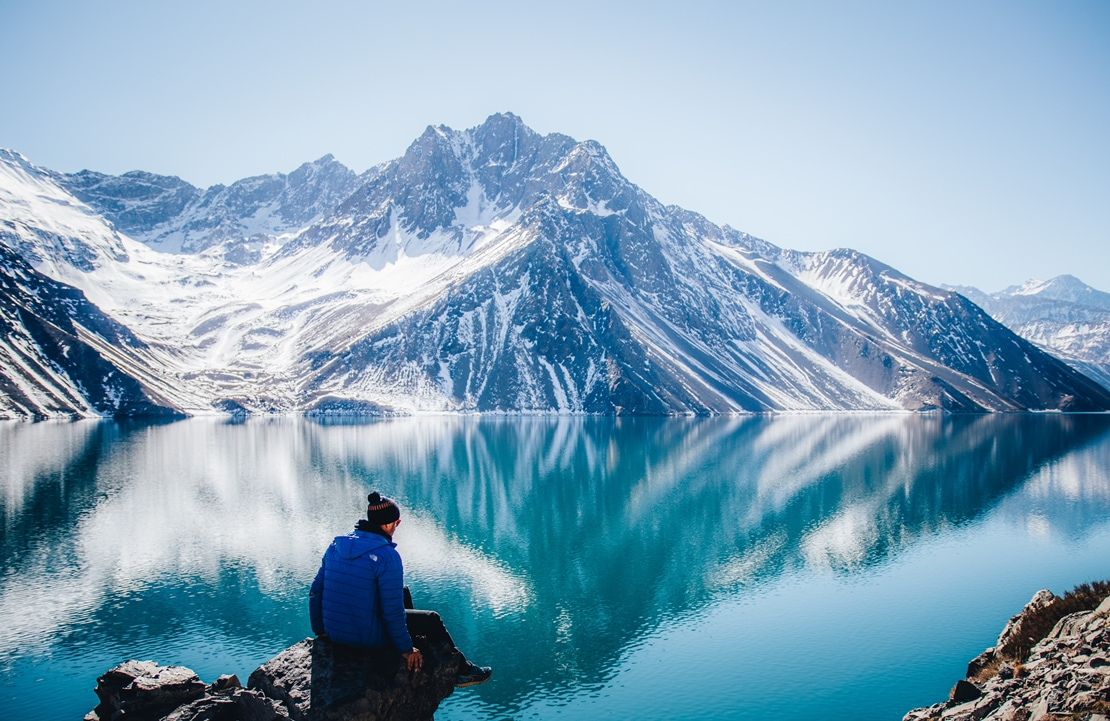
[
  {"xmin": 296, "ymin": 114, "xmax": 641, "ymax": 263},
  {"xmin": 59, "ymin": 168, "xmax": 201, "ymax": 240},
  {"xmin": 3, "ymin": 117, "xmax": 1110, "ymax": 419}
]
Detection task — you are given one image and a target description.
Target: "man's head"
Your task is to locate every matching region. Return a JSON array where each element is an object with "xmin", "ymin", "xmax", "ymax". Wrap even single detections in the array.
[{"xmin": 367, "ymin": 492, "xmax": 401, "ymax": 537}]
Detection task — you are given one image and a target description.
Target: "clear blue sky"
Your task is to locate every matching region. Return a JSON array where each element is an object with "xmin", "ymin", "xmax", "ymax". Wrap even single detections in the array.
[{"xmin": 2, "ymin": 0, "xmax": 1108, "ymax": 293}]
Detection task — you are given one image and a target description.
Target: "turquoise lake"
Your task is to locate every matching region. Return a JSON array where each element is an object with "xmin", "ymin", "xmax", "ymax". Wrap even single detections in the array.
[{"xmin": 2, "ymin": 414, "xmax": 1109, "ymax": 720}]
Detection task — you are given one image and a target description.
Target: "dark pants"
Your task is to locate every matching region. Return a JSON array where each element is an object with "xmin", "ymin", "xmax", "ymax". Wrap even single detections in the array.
[
  {"xmin": 405, "ymin": 609, "xmax": 458, "ymax": 651},
  {"xmin": 402, "ymin": 587, "xmax": 457, "ymax": 655}
]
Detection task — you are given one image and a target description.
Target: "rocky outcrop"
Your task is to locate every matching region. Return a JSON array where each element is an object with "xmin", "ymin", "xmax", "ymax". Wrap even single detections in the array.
[
  {"xmin": 86, "ymin": 636, "xmax": 463, "ymax": 721},
  {"xmin": 248, "ymin": 637, "xmax": 463, "ymax": 721},
  {"xmin": 903, "ymin": 590, "xmax": 1110, "ymax": 721}
]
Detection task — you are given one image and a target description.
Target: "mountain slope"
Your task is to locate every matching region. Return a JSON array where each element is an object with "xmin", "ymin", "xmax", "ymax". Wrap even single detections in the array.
[
  {"xmin": 0, "ymin": 244, "xmax": 184, "ymax": 420},
  {"xmin": 3, "ymin": 115, "xmax": 1110, "ymax": 417}
]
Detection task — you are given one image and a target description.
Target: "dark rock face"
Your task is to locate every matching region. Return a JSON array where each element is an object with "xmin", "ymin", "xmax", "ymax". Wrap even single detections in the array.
[
  {"xmin": 87, "ymin": 636, "xmax": 462, "ymax": 721},
  {"xmin": 949, "ymin": 679, "xmax": 982, "ymax": 703},
  {"xmin": 0, "ymin": 244, "xmax": 184, "ymax": 420}
]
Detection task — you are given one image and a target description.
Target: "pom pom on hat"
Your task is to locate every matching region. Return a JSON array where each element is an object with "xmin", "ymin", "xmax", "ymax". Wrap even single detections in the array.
[{"xmin": 367, "ymin": 492, "xmax": 400, "ymax": 525}]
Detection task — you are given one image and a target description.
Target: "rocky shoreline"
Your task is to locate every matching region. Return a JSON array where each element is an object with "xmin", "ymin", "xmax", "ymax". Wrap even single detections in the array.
[
  {"xmin": 85, "ymin": 635, "xmax": 462, "ymax": 721},
  {"xmin": 904, "ymin": 585, "xmax": 1110, "ymax": 721},
  {"xmin": 83, "ymin": 584, "xmax": 1109, "ymax": 721}
]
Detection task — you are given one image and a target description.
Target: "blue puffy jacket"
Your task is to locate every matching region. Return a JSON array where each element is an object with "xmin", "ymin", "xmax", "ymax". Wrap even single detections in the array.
[{"xmin": 309, "ymin": 528, "xmax": 413, "ymax": 651}]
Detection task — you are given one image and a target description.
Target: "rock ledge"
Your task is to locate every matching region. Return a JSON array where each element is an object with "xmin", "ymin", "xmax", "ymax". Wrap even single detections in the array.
[{"xmin": 86, "ymin": 636, "xmax": 463, "ymax": 721}]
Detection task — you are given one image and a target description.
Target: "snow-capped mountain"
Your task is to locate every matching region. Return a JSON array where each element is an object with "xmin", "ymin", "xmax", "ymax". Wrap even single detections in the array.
[
  {"xmin": 2, "ymin": 114, "xmax": 1109, "ymax": 419},
  {"xmin": 951, "ymin": 276, "xmax": 1110, "ymax": 392}
]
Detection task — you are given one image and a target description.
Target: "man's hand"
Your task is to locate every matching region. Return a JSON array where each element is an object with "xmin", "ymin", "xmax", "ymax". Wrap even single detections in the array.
[{"xmin": 402, "ymin": 647, "xmax": 423, "ymax": 672}]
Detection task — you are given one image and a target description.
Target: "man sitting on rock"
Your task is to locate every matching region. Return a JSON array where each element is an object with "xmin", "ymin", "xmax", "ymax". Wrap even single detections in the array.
[{"xmin": 309, "ymin": 492, "xmax": 492, "ymax": 688}]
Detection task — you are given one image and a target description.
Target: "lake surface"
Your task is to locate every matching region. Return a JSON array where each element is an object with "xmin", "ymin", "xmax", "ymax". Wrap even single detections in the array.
[{"xmin": 2, "ymin": 414, "xmax": 1109, "ymax": 720}]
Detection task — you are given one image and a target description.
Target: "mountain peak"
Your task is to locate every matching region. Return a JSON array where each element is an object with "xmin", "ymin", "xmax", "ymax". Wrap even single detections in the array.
[
  {"xmin": 473, "ymin": 111, "xmax": 529, "ymax": 133},
  {"xmin": 956, "ymin": 275, "xmax": 1110, "ymax": 387},
  {"xmin": 468, "ymin": 112, "xmax": 540, "ymax": 166},
  {"xmin": 1006, "ymin": 275, "xmax": 1110, "ymax": 309}
]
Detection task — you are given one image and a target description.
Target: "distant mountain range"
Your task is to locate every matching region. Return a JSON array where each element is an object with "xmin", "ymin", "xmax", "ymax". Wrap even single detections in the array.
[
  {"xmin": 949, "ymin": 276, "xmax": 1110, "ymax": 393},
  {"xmin": 2, "ymin": 114, "xmax": 1109, "ymax": 419}
]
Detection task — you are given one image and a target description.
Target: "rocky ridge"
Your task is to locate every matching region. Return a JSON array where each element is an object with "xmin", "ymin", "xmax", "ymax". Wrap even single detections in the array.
[
  {"xmin": 904, "ymin": 588, "xmax": 1110, "ymax": 721},
  {"xmin": 56, "ymin": 155, "xmax": 364, "ymax": 255}
]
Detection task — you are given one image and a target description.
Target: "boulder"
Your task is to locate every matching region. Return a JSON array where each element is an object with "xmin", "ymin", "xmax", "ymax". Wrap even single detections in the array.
[
  {"xmin": 949, "ymin": 680, "xmax": 982, "ymax": 703},
  {"xmin": 247, "ymin": 637, "xmax": 463, "ymax": 721},
  {"xmin": 158, "ymin": 687, "xmax": 290, "ymax": 721},
  {"xmin": 86, "ymin": 660, "xmax": 207, "ymax": 721},
  {"xmin": 88, "ymin": 636, "xmax": 463, "ymax": 721}
]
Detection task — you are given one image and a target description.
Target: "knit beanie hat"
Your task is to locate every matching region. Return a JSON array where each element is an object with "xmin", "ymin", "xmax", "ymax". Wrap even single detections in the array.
[{"xmin": 367, "ymin": 492, "xmax": 401, "ymax": 526}]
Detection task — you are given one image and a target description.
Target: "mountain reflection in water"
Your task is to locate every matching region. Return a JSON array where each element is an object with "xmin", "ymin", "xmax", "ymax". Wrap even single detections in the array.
[{"xmin": 1, "ymin": 414, "xmax": 1109, "ymax": 721}]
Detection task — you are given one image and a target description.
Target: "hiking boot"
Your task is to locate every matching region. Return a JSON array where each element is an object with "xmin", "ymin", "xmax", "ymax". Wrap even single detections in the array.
[{"xmin": 455, "ymin": 662, "xmax": 492, "ymax": 687}]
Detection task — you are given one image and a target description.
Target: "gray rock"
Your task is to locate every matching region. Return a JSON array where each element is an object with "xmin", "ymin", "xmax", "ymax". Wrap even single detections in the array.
[
  {"xmin": 88, "ymin": 660, "xmax": 207, "ymax": 721},
  {"xmin": 208, "ymin": 675, "xmax": 241, "ymax": 693},
  {"xmin": 159, "ymin": 687, "xmax": 290, "ymax": 721},
  {"xmin": 247, "ymin": 637, "xmax": 463, "ymax": 721}
]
